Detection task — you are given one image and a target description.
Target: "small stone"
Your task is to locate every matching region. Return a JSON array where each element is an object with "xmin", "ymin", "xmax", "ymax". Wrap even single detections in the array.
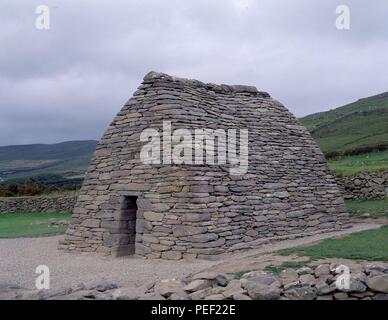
[
  {"xmin": 316, "ymin": 295, "xmax": 333, "ymax": 300},
  {"xmin": 283, "ymin": 281, "xmax": 300, "ymax": 291},
  {"xmin": 215, "ymin": 275, "xmax": 229, "ymax": 287},
  {"xmin": 350, "ymin": 291, "xmax": 374, "ymax": 299},
  {"xmin": 233, "ymin": 293, "xmax": 252, "ymax": 300},
  {"xmin": 169, "ymin": 291, "xmax": 191, "ymax": 300},
  {"xmin": 143, "ymin": 211, "xmax": 164, "ymax": 222},
  {"xmin": 222, "ymin": 280, "xmax": 244, "ymax": 299},
  {"xmin": 139, "ymin": 293, "xmax": 165, "ymax": 300},
  {"xmin": 172, "ymin": 226, "xmax": 208, "ymax": 237},
  {"xmin": 204, "ymin": 294, "xmax": 224, "ymax": 300},
  {"xmin": 334, "ymin": 292, "xmax": 348, "ymax": 300},
  {"xmin": 184, "ymin": 280, "xmax": 213, "ymax": 292},
  {"xmin": 154, "ymin": 279, "xmax": 184, "ymax": 297},
  {"xmin": 338, "ymin": 273, "xmax": 367, "ymax": 293},
  {"xmin": 193, "ymin": 271, "xmax": 218, "ymax": 280},
  {"xmin": 243, "ymin": 281, "xmax": 280, "ymax": 300},
  {"xmin": 84, "ymin": 280, "xmax": 118, "ymax": 292},
  {"xmin": 241, "ymin": 271, "xmax": 281, "ymax": 287},
  {"xmin": 299, "ymin": 274, "xmax": 316, "ymax": 286},
  {"xmin": 112, "ymin": 287, "xmax": 144, "ymax": 300},
  {"xmin": 366, "ymin": 275, "xmax": 388, "ymax": 293},
  {"xmin": 316, "ymin": 281, "xmax": 336, "ymax": 295},
  {"xmin": 190, "ymin": 287, "xmax": 214, "ymax": 300},
  {"xmin": 81, "ymin": 219, "xmax": 100, "ymax": 228},
  {"xmin": 240, "ymin": 273, "xmax": 281, "ymax": 301},
  {"xmin": 314, "ymin": 264, "xmax": 331, "ymax": 277},
  {"xmin": 363, "ymin": 262, "xmax": 388, "ymax": 274},
  {"xmin": 279, "ymin": 268, "xmax": 299, "ymax": 286},
  {"xmin": 37, "ymin": 287, "xmax": 72, "ymax": 300},
  {"xmin": 297, "ymin": 267, "xmax": 314, "ymax": 276},
  {"xmin": 284, "ymin": 286, "xmax": 317, "ymax": 300},
  {"xmin": 372, "ymin": 293, "xmax": 388, "ymax": 300},
  {"xmin": 161, "ymin": 251, "xmax": 182, "ymax": 260}
]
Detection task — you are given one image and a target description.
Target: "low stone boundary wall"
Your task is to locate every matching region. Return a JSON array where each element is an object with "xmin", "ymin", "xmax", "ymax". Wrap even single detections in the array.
[
  {"xmin": 336, "ymin": 170, "xmax": 388, "ymax": 200},
  {"xmin": 4, "ymin": 261, "xmax": 388, "ymax": 300},
  {"xmin": 140, "ymin": 261, "xmax": 388, "ymax": 300},
  {"xmin": 0, "ymin": 196, "xmax": 77, "ymax": 213}
]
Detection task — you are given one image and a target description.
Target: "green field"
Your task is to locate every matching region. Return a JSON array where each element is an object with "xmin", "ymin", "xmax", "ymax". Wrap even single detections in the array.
[
  {"xmin": 278, "ymin": 199, "xmax": 388, "ymax": 261},
  {"xmin": 299, "ymin": 91, "xmax": 388, "ymax": 176},
  {"xmin": 346, "ymin": 199, "xmax": 388, "ymax": 219},
  {"xmin": 328, "ymin": 151, "xmax": 388, "ymax": 176},
  {"xmin": 0, "ymin": 212, "xmax": 71, "ymax": 238},
  {"xmin": 299, "ymin": 92, "xmax": 388, "ymax": 158},
  {"xmin": 299, "ymin": 92, "xmax": 388, "ymax": 155},
  {"xmin": 279, "ymin": 225, "xmax": 388, "ymax": 261},
  {"xmin": 0, "ymin": 140, "xmax": 97, "ymax": 182}
]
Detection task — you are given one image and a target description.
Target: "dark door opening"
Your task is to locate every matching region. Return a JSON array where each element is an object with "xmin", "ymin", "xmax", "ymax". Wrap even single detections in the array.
[{"xmin": 116, "ymin": 196, "xmax": 137, "ymax": 256}]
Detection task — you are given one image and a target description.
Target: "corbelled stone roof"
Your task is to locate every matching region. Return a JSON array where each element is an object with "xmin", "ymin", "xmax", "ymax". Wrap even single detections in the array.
[{"xmin": 142, "ymin": 71, "xmax": 270, "ymax": 97}]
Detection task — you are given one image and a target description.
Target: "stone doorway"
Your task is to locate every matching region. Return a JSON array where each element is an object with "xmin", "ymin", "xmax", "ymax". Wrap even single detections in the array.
[{"xmin": 115, "ymin": 196, "xmax": 137, "ymax": 257}]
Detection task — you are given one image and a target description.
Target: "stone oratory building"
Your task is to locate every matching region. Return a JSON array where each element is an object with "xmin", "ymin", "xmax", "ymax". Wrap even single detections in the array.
[{"xmin": 60, "ymin": 72, "xmax": 350, "ymax": 259}]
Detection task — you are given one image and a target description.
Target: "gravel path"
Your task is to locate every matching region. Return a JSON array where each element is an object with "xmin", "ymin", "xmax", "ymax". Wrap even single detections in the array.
[
  {"xmin": 0, "ymin": 222, "xmax": 383, "ymax": 290},
  {"xmin": 0, "ymin": 236, "xmax": 215, "ymax": 290}
]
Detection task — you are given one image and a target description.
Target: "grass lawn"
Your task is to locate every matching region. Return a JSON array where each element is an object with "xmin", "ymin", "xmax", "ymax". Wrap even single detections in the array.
[
  {"xmin": 328, "ymin": 151, "xmax": 388, "ymax": 176},
  {"xmin": 346, "ymin": 198, "xmax": 388, "ymax": 219},
  {"xmin": 0, "ymin": 212, "xmax": 71, "ymax": 238},
  {"xmin": 279, "ymin": 225, "xmax": 388, "ymax": 261}
]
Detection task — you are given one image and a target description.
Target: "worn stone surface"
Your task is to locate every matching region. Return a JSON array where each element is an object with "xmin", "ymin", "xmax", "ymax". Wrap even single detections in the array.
[
  {"xmin": 299, "ymin": 274, "xmax": 316, "ymax": 286},
  {"xmin": 340, "ymin": 273, "xmax": 367, "ymax": 293},
  {"xmin": 83, "ymin": 280, "xmax": 118, "ymax": 292},
  {"xmin": 297, "ymin": 267, "xmax": 314, "ymax": 276},
  {"xmin": 169, "ymin": 291, "xmax": 191, "ymax": 300},
  {"xmin": 243, "ymin": 281, "xmax": 281, "ymax": 300},
  {"xmin": 153, "ymin": 279, "xmax": 184, "ymax": 297},
  {"xmin": 111, "ymin": 286, "xmax": 144, "ymax": 300},
  {"xmin": 184, "ymin": 280, "xmax": 213, "ymax": 292},
  {"xmin": 60, "ymin": 71, "xmax": 350, "ymax": 259},
  {"xmin": 316, "ymin": 281, "xmax": 336, "ymax": 295},
  {"xmin": 284, "ymin": 286, "xmax": 317, "ymax": 300},
  {"xmin": 279, "ymin": 269, "xmax": 299, "ymax": 286},
  {"xmin": 222, "ymin": 279, "xmax": 244, "ymax": 299},
  {"xmin": 314, "ymin": 264, "xmax": 331, "ymax": 277},
  {"xmin": 241, "ymin": 271, "xmax": 281, "ymax": 300},
  {"xmin": 366, "ymin": 275, "xmax": 388, "ymax": 293}
]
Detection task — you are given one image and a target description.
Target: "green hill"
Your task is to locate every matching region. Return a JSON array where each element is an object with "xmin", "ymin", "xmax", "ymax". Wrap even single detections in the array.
[
  {"xmin": 0, "ymin": 140, "xmax": 97, "ymax": 183},
  {"xmin": 300, "ymin": 92, "xmax": 388, "ymax": 155},
  {"xmin": 300, "ymin": 92, "xmax": 388, "ymax": 176},
  {"xmin": 2, "ymin": 90, "xmax": 388, "ymax": 182}
]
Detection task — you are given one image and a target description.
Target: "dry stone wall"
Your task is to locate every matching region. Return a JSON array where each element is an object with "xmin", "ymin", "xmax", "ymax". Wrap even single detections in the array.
[
  {"xmin": 0, "ymin": 196, "xmax": 76, "ymax": 213},
  {"xmin": 60, "ymin": 71, "xmax": 350, "ymax": 259},
  {"xmin": 4, "ymin": 261, "xmax": 388, "ymax": 300},
  {"xmin": 336, "ymin": 170, "xmax": 388, "ymax": 200},
  {"xmin": 140, "ymin": 261, "xmax": 388, "ymax": 300}
]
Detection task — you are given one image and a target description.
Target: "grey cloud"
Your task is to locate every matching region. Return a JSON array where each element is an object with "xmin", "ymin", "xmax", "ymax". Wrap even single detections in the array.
[{"xmin": 0, "ymin": 0, "xmax": 387, "ymax": 145}]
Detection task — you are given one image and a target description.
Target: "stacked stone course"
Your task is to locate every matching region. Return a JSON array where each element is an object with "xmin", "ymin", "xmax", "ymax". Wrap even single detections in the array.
[
  {"xmin": 336, "ymin": 170, "xmax": 388, "ymax": 200},
  {"xmin": 0, "ymin": 196, "xmax": 76, "ymax": 213},
  {"xmin": 60, "ymin": 71, "xmax": 350, "ymax": 259}
]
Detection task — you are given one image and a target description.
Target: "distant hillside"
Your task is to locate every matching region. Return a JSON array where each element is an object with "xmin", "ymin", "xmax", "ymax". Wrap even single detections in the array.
[
  {"xmin": 299, "ymin": 92, "xmax": 388, "ymax": 155},
  {"xmin": 2, "ymin": 90, "xmax": 388, "ymax": 182},
  {"xmin": 0, "ymin": 140, "xmax": 97, "ymax": 182}
]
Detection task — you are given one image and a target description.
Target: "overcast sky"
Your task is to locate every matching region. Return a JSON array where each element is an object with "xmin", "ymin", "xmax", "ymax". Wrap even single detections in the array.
[{"xmin": 1, "ymin": 0, "xmax": 387, "ymax": 146}]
